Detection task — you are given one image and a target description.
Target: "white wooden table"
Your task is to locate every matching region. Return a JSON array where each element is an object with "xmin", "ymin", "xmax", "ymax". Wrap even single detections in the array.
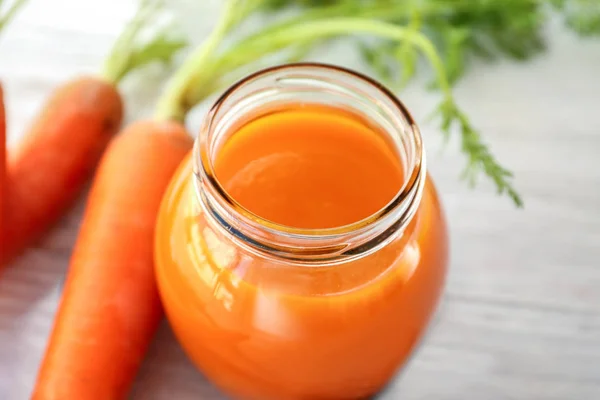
[{"xmin": 1, "ymin": 1, "xmax": 599, "ymax": 399}]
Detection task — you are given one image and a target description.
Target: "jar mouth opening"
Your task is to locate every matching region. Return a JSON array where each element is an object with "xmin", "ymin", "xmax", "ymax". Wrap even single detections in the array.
[{"xmin": 196, "ymin": 62, "xmax": 424, "ymax": 241}]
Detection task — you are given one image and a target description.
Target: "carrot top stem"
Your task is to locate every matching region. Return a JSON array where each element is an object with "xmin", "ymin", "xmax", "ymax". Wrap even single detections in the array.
[
  {"xmin": 154, "ymin": 0, "xmax": 249, "ymax": 122},
  {"xmin": 0, "ymin": 0, "xmax": 27, "ymax": 34},
  {"xmin": 101, "ymin": 0, "xmax": 187, "ymax": 85}
]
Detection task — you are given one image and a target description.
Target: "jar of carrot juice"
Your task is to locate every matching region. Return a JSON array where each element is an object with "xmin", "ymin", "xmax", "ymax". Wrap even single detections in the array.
[{"xmin": 155, "ymin": 63, "xmax": 449, "ymax": 400}]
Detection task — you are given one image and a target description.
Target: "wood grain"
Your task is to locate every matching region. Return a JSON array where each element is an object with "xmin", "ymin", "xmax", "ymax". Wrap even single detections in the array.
[{"xmin": 0, "ymin": 1, "xmax": 599, "ymax": 399}]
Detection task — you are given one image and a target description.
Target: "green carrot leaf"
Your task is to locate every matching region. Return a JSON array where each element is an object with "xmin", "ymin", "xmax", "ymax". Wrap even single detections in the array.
[
  {"xmin": 102, "ymin": 0, "xmax": 188, "ymax": 84},
  {"xmin": 157, "ymin": 0, "xmax": 600, "ymax": 206},
  {"xmin": 0, "ymin": 0, "xmax": 28, "ymax": 35}
]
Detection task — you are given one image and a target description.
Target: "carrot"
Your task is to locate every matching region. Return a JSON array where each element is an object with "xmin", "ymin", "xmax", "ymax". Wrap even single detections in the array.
[
  {"xmin": 2, "ymin": 78, "xmax": 122, "ymax": 265},
  {"xmin": 0, "ymin": 83, "xmax": 6, "ymax": 251},
  {"xmin": 30, "ymin": 6, "xmax": 247, "ymax": 397},
  {"xmin": 0, "ymin": 0, "xmax": 28, "ymax": 260},
  {"xmin": 0, "ymin": 0, "xmax": 186, "ymax": 266},
  {"xmin": 31, "ymin": 120, "xmax": 192, "ymax": 400}
]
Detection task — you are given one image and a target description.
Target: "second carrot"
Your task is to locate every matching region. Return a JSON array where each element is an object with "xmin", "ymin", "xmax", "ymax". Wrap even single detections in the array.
[{"xmin": 1, "ymin": 0, "xmax": 186, "ymax": 266}]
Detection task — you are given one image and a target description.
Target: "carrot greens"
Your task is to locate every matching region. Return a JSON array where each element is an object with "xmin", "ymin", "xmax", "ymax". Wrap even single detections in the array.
[
  {"xmin": 0, "ymin": 0, "xmax": 27, "ymax": 34},
  {"xmin": 102, "ymin": 0, "xmax": 187, "ymax": 84},
  {"xmin": 161, "ymin": 0, "xmax": 600, "ymax": 207}
]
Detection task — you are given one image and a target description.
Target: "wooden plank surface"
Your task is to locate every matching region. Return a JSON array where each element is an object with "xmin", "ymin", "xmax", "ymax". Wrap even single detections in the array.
[{"xmin": 1, "ymin": 1, "xmax": 599, "ymax": 399}]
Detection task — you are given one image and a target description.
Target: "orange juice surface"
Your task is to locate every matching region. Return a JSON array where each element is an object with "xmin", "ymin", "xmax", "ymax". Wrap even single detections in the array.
[
  {"xmin": 214, "ymin": 106, "xmax": 403, "ymax": 229},
  {"xmin": 155, "ymin": 105, "xmax": 448, "ymax": 400}
]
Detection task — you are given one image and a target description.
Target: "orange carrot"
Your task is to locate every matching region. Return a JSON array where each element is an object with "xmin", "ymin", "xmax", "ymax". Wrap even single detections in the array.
[
  {"xmin": 0, "ymin": 1, "xmax": 185, "ymax": 267},
  {"xmin": 0, "ymin": 0, "xmax": 31, "ymax": 259},
  {"xmin": 31, "ymin": 120, "xmax": 192, "ymax": 400},
  {"xmin": 32, "ymin": 7, "xmax": 236, "ymax": 396},
  {"xmin": 2, "ymin": 78, "xmax": 121, "ymax": 265},
  {"xmin": 0, "ymin": 83, "xmax": 6, "ymax": 255}
]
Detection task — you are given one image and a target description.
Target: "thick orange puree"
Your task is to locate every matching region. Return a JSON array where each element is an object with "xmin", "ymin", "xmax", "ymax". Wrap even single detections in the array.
[
  {"xmin": 155, "ymin": 105, "xmax": 449, "ymax": 400},
  {"xmin": 214, "ymin": 107, "xmax": 404, "ymax": 229}
]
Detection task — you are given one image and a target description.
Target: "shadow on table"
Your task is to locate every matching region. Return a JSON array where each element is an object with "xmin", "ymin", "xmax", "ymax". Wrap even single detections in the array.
[
  {"xmin": 132, "ymin": 320, "xmax": 225, "ymax": 400},
  {"xmin": 0, "ymin": 196, "xmax": 87, "ymax": 398},
  {"xmin": 0, "ymin": 194, "xmax": 86, "ymax": 316}
]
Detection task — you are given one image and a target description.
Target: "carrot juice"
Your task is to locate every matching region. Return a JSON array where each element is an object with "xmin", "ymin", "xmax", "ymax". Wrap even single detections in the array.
[{"xmin": 155, "ymin": 64, "xmax": 448, "ymax": 400}]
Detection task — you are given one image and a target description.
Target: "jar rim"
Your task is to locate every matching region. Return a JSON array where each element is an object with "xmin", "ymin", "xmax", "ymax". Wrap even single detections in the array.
[{"xmin": 195, "ymin": 62, "xmax": 426, "ymax": 262}]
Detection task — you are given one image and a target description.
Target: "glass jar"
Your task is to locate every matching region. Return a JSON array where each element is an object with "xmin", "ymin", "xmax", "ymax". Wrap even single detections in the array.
[{"xmin": 155, "ymin": 63, "xmax": 449, "ymax": 400}]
